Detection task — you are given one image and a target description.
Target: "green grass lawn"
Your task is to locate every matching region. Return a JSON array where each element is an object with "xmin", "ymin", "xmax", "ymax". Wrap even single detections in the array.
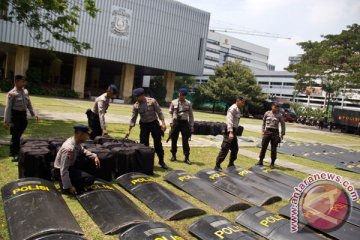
[
  {"xmin": 0, "ymin": 119, "xmax": 298, "ymax": 240},
  {"xmin": 1, "ymin": 93, "xmax": 358, "ymax": 239}
]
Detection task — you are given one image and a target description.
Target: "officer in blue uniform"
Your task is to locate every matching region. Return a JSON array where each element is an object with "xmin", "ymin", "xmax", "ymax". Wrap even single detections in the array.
[
  {"xmin": 3, "ymin": 75, "xmax": 38, "ymax": 160},
  {"xmin": 126, "ymin": 88, "xmax": 168, "ymax": 169}
]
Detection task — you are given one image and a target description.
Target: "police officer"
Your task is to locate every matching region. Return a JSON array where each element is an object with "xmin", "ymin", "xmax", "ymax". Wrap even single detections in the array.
[
  {"xmin": 257, "ymin": 102, "xmax": 285, "ymax": 169},
  {"xmin": 54, "ymin": 125, "xmax": 100, "ymax": 195},
  {"xmin": 169, "ymin": 88, "xmax": 194, "ymax": 165},
  {"xmin": 86, "ymin": 84, "xmax": 118, "ymax": 140},
  {"xmin": 3, "ymin": 75, "xmax": 38, "ymax": 160},
  {"xmin": 214, "ymin": 96, "xmax": 246, "ymax": 171},
  {"xmin": 125, "ymin": 88, "xmax": 168, "ymax": 169}
]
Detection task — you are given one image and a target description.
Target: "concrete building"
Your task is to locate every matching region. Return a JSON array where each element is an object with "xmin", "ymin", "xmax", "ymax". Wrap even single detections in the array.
[
  {"xmin": 196, "ymin": 31, "xmax": 270, "ymax": 84},
  {"xmin": 0, "ymin": 0, "xmax": 210, "ymax": 101},
  {"xmin": 288, "ymin": 54, "xmax": 302, "ymax": 65}
]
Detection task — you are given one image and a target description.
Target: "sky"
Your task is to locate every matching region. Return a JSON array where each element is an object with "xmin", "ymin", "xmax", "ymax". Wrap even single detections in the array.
[{"xmin": 177, "ymin": 0, "xmax": 360, "ymax": 71}]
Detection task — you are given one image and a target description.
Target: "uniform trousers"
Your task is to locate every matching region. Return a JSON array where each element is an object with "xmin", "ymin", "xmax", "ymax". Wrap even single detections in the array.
[
  {"xmin": 140, "ymin": 120, "xmax": 164, "ymax": 162},
  {"xmin": 10, "ymin": 110, "xmax": 28, "ymax": 156}
]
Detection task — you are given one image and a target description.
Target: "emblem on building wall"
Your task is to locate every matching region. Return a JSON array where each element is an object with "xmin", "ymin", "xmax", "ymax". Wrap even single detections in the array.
[{"xmin": 109, "ymin": 6, "xmax": 131, "ymax": 39}]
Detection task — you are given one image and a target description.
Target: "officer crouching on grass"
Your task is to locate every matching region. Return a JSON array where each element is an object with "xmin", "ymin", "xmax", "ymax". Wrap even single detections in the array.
[
  {"xmin": 168, "ymin": 88, "xmax": 194, "ymax": 165},
  {"xmin": 3, "ymin": 75, "xmax": 39, "ymax": 161},
  {"xmin": 257, "ymin": 102, "xmax": 285, "ymax": 169},
  {"xmin": 86, "ymin": 84, "xmax": 118, "ymax": 140},
  {"xmin": 214, "ymin": 96, "xmax": 246, "ymax": 171},
  {"xmin": 53, "ymin": 125, "xmax": 100, "ymax": 195},
  {"xmin": 125, "ymin": 88, "xmax": 168, "ymax": 169}
]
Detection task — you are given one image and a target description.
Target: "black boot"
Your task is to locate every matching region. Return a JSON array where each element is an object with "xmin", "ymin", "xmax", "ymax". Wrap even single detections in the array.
[
  {"xmin": 256, "ymin": 159, "xmax": 263, "ymax": 166},
  {"xmin": 228, "ymin": 160, "xmax": 235, "ymax": 168},
  {"xmin": 159, "ymin": 159, "xmax": 168, "ymax": 170},
  {"xmin": 170, "ymin": 153, "xmax": 177, "ymax": 162},
  {"xmin": 270, "ymin": 159, "xmax": 275, "ymax": 169},
  {"xmin": 184, "ymin": 155, "xmax": 192, "ymax": 165},
  {"xmin": 214, "ymin": 164, "xmax": 222, "ymax": 171}
]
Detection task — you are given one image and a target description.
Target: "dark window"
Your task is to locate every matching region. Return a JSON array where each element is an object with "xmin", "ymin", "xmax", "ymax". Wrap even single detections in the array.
[
  {"xmin": 231, "ymin": 46, "xmax": 251, "ymax": 55},
  {"xmin": 204, "ymin": 64, "xmax": 215, "ymax": 69},
  {"xmin": 259, "ymin": 81, "xmax": 269, "ymax": 85},
  {"xmin": 220, "ymin": 46, "xmax": 229, "ymax": 53},
  {"xmin": 206, "ymin": 47, "xmax": 220, "ymax": 54},
  {"xmin": 205, "ymin": 56, "xmax": 219, "ymax": 62},
  {"xmin": 283, "ymin": 82, "xmax": 295, "ymax": 86},
  {"xmin": 207, "ymin": 39, "xmax": 220, "ymax": 45},
  {"xmin": 198, "ymin": 38, "xmax": 204, "ymax": 61},
  {"xmin": 270, "ymin": 82, "xmax": 282, "ymax": 85}
]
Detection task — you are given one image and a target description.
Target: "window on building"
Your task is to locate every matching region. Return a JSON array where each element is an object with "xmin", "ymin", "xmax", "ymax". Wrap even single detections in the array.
[
  {"xmin": 258, "ymin": 81, "xmax": 269, "ymax": 85},
  {"xmin": 204, "ymin": 64, "xmax": 215, "ymax": 69},
  {"xmin": 206, "ymin": 47, "xmax": 220, "ymax": 54},
  {"xmin": 270, "ymin": 82, "xmax": 282, "ymax": 86},
  {"xmin": 220, "ymin": 46, "xmax": 229, "ymax": 53},
  {"xmin": 283, "ymin": 82, "xmax": 295, "ymax": 86},
  {"xmin": 207, "ymin": 39, "xmax": 220, "ymax": 45},
  {"xmin": 230, "ymin": 46, "xmax": 251, "ymax": 55},
  {"xmin": 205, "ymin": 56, "xmax": 219, "ymax": 62}
]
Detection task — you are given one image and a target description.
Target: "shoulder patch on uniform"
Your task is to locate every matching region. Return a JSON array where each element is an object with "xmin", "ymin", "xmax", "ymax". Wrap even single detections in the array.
[
  {"xmin": 66, "ymin": 149, "xmax": 74, "ymax": 159},
  {"xmin": 147, "ymin": 98, "xmax": 154, "ymax": 106}
]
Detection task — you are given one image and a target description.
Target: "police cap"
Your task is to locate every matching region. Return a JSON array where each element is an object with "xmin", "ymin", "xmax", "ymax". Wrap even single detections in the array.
[
  {"xmin": 179, "ymin": 88, "xmax": 188, "ymax": 96},
  {"xmin": 133, "ymin": 87, "xmax": 145, "ymax": 97},
  {"xmin": 272, "ymin": 102, "xmax": 280, "ymax": 107},
  {"xmin": 108, "ymin": 84, "xmax": 119, "ymax": 94},
  {"xmin": 14, "ymin": 75, "xmax": 25, "ymax": 81},
  {"xmin": 74, "ymin": 124, "xmax": 90, "ymax": 135}
]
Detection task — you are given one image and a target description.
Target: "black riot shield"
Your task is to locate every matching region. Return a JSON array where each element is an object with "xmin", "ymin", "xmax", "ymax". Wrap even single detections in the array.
[
  {"xmin": 164, "ymin": 170, "xmax": 249, "ymax": 212},
  {"xmin": 116, "ymin": 172, "xmax": 205, "ymax": 220},
  {"xmin": 77, "ymin": 179, "xmax": 149, "ymax": 234},
  {"xmin": 188, "ymin": 215, "xmax": 256, "ymax": 240},
  {"xmin": 224, "ymin": 166, "xmax": 293, "ymax": 200},
  {"xmin": 120, "ymin": 222, "xmax": 185, "ymax": 240},
  {"xmin": 196, "ymin": 169, "xmax": 281, "ymax": 206},
  {"xmin": 235, "ymin": 206, "xmax": 325, "ymax": 240},
  {"xmin": 1, "ymin": 178, "xmax": 83, "ymax": 240},
  {"xmin": 279, "ymin": 203, "xmax": 360, "ymax": 240},
  {"xmin": 249, "ymin": 165, "xmax": 302, "ymax": 188},
  {"xmin": 34, "ymin": 233, "xmax": 86, "ymax": 240}
]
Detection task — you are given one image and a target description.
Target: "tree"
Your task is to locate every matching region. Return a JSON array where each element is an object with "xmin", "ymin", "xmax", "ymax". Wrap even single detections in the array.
[
  {"xmin": 199, "ymin": 60, "xmax": 266, "ymax": 114},
  {"xmin": 0, "ymin": 0, "xmax": 99, "ymax": 53},
  {"xmin": 149, "ymin": 76, "xmax": 166, "ymax": 105},
  {"xmin": 175, "ymin": 75, "xmax": 196, "ymax": 91},
  {"xmin": 287, "ymin": 24, "xmax": 360, "ymax": 120}
]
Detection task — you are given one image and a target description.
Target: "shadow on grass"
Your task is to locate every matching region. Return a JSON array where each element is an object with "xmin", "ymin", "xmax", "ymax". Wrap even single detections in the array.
[{"xmin": 0, "ymin": 119, "xmax": 87, "ymax": 141}]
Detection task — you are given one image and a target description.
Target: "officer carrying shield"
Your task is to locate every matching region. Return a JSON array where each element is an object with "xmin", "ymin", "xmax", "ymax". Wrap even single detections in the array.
[
  {"xmin": 125, "ymin": 88, "xmax": 168, "ymax": 169},
  {"xmin": 86, "ymin": 84, "xmax": 118, "ymax": 140},
  {"xmin": 257, "ymin": 102, "xmax": 285, "ymax": 169},
  {"xmin": 3, "ymin": 75, "xmax": 38, "ymax": 161},
  {"xmin": 214, "ymin": 96, "xmax": 246, "ymax": 171},
  {"xmin": 168, "ymin": 88, "xmax": 194, "ymax": 165},
  {"xmin": 53, "ymin": 125, "xmax": 100, "ymax": 195}
]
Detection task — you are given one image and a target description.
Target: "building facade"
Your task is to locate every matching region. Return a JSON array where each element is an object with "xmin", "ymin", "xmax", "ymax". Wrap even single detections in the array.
[
  {"xmin": 0, "ymin": 0, "xmax": 210, "ymax": 101},
  {"xmin": 196, "ymin": 31, "xmax": 270, "ymax": 84}
]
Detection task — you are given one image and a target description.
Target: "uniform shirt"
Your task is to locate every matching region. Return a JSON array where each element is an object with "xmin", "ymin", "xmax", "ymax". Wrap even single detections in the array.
[
  {"xmin": 92, "ymin": 93, "xmax": 110, "ymax": 130},
  {"xmin": 226, "ymin": 104, "xmax": 241, "ymax": 132},
  {"xmin": 262, "ymin": 110, "xmax": 286, "ymax": 135},
  {"xmin": 169, "ymin": 98, "xmax": 194, "ymax": 127},
  {"xmin": 54, "ymin": 137, "xmax": 97, "ymax": 189},
  {"xmin": 130, "ymin": 97, "xmax": 164, "ymax": 126},
  {"xmin": 4, "ymin": 87, "xmax": 35, "ymax": 123}
]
